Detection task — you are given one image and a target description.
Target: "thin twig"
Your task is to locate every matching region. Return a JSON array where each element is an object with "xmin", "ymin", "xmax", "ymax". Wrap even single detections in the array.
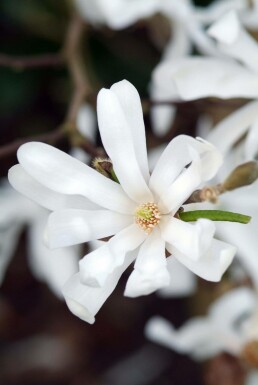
[
  {"xmin": 0, "ymin": 53, "xmax": 64, "ymax": 70},
  {"xmin": 64, "ymin": 13, "xmax": 91, "ymax": 123}
]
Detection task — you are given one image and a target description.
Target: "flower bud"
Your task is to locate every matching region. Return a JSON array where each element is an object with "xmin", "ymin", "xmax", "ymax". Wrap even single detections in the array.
[{"xmin": 222, "ymin": 161, "xmax": 258, "ymax": 191}]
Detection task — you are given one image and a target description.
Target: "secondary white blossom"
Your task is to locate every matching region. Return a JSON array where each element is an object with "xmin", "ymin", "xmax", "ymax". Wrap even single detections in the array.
[
  {"xmin": 0, "ymin": 183, "xmax": 80, "ymax": 297},
  {"xmin": 146, "ymin": 288, "xmax": 257, "ymax": 358},
  {"xmin": 0, "ymin": 103, "xmax": 95, "ymax": 297},
  {"xmin": 145, "ymin": 288, "xmax": 258, "ymax": 384},
  {"xmin": 195, "ymin": 111, "xmax": 258, "ymax": 290},
  {"xmin": 152, "ymin": 11, "xmax": 258, "ymax": 104},
  {"xmin": 9, "ymin": 80, "xmax": 236, "ymax": 323}
]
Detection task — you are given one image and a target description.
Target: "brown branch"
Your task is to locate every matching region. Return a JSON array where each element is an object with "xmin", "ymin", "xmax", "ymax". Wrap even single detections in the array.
[
  {"xmin": 0, "ymin": 13, "xmax": 98, "ymax": 160},
  {"xmin": 0, "ymin": 53, "xmax": 64, "ymax": 70},
  {"xmin": 0, "ymin": 127, "xmax": 65, "ymax": 159},
  {"xmin": 64, "ymin": 13, "xmax": 92, "ymax": 123}
]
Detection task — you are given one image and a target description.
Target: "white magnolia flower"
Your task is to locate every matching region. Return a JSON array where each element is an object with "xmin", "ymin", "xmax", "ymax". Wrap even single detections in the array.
[
  {"xmin": 197, "ymin": 112, "xmax": 258, "ymax": 290},
  {"xmin": 9, "ymin": 80, "xmax": 236, "ymax": 323},
  {"xmin": 152, "ymin": 10, "xmax": 258, "ymax": 104},
  {"xmin": 0, "ymin": 103, "xmax": 95, "ymax": 297},
  {"xmin": 0, "ymin": 183, "xmax": 80, "ymax": 297},
  {"xmin": 146, "ymin": 288, "xmax": 257, "ymax": 359},
  {"xmin": 145, "ymin": 287, "xmax": 258, "ymax": 384}
]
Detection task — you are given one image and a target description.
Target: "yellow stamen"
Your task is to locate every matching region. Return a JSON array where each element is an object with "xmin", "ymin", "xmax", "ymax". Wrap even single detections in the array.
[{"xmin": 135, "ymin": 202, "xmax": 161, "ymax": 234}]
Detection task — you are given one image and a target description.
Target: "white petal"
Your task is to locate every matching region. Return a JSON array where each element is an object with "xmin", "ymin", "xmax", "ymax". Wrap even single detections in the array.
[
  {"xmin": 208, "ymin": 10, "xmax": 241, "ymax": 45},
  {"xmin": 162, "ymin": 20, "xmax": 191, "ymax": 60},
  {"xmin": 145, "ymin": 316, "xmax": 220, "ymax": 360},
  {"xmin": 17, "ymin": 142, "xmax": 135, "ymax": 214},
  {"xmin": 97, "ymin": 87, "xmax": 152, "ymax": 203},
  {"xmin": 245, "ymin": 120, "xmax": 258, "ymax": 160},
  {"xmin": 158, "ymin": 152, "xmax": 202, "ymax": 214},
  {"xmin": 157, "ymin": 58, "xmax": 258, "ymax": 101},
  {"xmin": 194, "ymin": 0, "xmax": 246, "ymax": 25},
  {"xmin": 98, "ymin": 0, "xmax": 160, "ymax": 30},
  {"xmin": 150, "ymin": 135, "xmax": 222, "ymax": 201},
  {"xmin": 206, "ymin": 100, "xmax": 258, "ymax": 155},
  {"xmin": 79, "ymin": 224, "xmax": 146, "ymax": 286},
  {"xmin": 151, "ymin": 105, "xmax": 176, "ymax": 137},
  {"xmin": 76, "ymin": 103, "xmax": 96, "ymax": 142},
  {"xmin": 215, "ymin": 195, "xmax": 258, "ymax": 289},
  {"xmin": 125, "ymin": 228, "xmax": 169, "ymax": 297},
  {"xmin": 46, "ymin": 209, "xmax": 132, "ymax": 248},
  {"xmin": 168, "ymin": 238, "xmax": 236, "ymax": 282},
  {"xmin": 62, "ymin": 250, "xmax": 136, "ymax": 324},
  {"xmin": 161, "ymin": 217, "xmax": 215, "ymax": 261},
  {"xmin": 8, "ymin": 165, "xmax": 100, "ymax": 211},
  {"xmin": 158, "ymin": 255, "xmax": 196, "ymax": 297},
  {"xmin": 209, "ymin": 287, "xmax": 256, "ymax": 327},
  {"xmin": 69, "ymin": 147, "xmax": 91, "ymax": 165},
  {"xmin": 110, "ymin": 80, "xmax": 150, "ymax": 182},
  {"xmin": 208, "ymin": 11, "xmax": 258, "ymax": 72},
  {"xmin": 186, "ymin": 19, "xmax": 224, "ymax": 57},
  {"xmin": 28, "ymin": 211, "xmax": 79, "ymax": 298}
]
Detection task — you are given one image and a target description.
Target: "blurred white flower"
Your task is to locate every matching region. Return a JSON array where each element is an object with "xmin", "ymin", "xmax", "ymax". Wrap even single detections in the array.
[
  {"xmin": 145, "ymin": 287, "xmax": 258, "ymax": 358},
  {"xmin": 152, "ymin": 11, "xmax": 258, "ymax": 104},
  {"xmin": 0, "ymin": 103, "xmax": 96, "ymax": 297},
  {"xmin": 0, "ymin": 183, "xmax": 80, "ymax": 297},
  {"xmin": 9, "ymin": 79, "xmax": 235, "ymax": 323}
]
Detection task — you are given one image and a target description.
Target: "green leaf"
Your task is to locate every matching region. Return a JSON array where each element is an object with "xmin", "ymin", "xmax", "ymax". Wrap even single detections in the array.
[{"xmin": 179, "ymin": 210, "xmax": 251, "ymax": 224}]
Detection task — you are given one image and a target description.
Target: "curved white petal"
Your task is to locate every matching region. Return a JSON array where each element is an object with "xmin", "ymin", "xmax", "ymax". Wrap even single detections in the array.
[
  {"xmin": 208, "ymin": 11, "xmax": 258, "ymax": 73},
  {"xmin": 158, "ymin": 152, "xmax": 202, "ymax": 214},
  {"xmin": 124, "ymin": 228, "xmax": 169, "ymax": 297},
  {"xmin": 110, "ymin": 80, "xmax": 150, "ymax": 182},
  {"xmin": 150, "ymin": 135, "xmax": 222, "ymax": 201},
  {"xmin": 161, "ymin": 217, "xmax": 216, "ymax": 261},
  {"xmin": 97, "ymin": 87, "xmax": 152, "ymax": 203},
  {"xmin": 79, "ymin": 224, "xmax": 146, "ymax": 287},
  {"xmin": 46, "ymin": 209, "xmax": 132, "ymax": 248},
  {"xmin": 17, "ymin": 142, "xmax": 135, "ymax": 214},
  {"xmin": 158, "ymin": 255, "xmax": 196, "ymax": 297},
  {"xmin": 209, "ymin": 287, "xmax": 256, "ymax": 327},
  {"xmin": 9, "ymin": 165, "xmax": 100, "ymax": 211},
  {"xmin": 154, "ymin": 58, "xmax": 258, "ymax": 101},
  {"xmin": 167, "ymin": 238, "xmax": 236, "ymax": 282},
  {"xmin": 194, "ymin": 0, "xmax": 246, "ymax": 25},
  {"xmin": 28, "ymin": 212, "xmax": 79, "ymax": 298},
  {"xmin": 206, "ymin": 100, "xmax": 258, "ymax": 155},
  {"xmin": 145, "ymin": 316, "xmax": 221, "ymax": 360},
  {"xmin": 62, "ymin": 250, "xmax": 136, "ymax": 324},
  {"xmin": 163, "ymin": 20, "xmax": 191, "ymax": 61},
  {"xmin": 186, "ymin": 19, "xmax": 224, "ymax": 57}
]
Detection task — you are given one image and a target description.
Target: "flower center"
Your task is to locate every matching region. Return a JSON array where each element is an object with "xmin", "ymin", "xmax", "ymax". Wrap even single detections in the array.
[{"xmin": 135, "ymin": 202, "xmax": 161, "ymax": 234}]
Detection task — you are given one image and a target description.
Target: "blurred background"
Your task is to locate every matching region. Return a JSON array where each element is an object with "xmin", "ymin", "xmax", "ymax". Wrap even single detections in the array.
[{"xmin": 0, "ymin": 1, "xmax": 241, "ymax": 384}]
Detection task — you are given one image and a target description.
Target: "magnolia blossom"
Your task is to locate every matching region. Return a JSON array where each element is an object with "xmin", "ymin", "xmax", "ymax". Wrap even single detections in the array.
[
  {"xmin": 9, "ymin": 80, "xmax": 236, "ymax": 323},
  {"xmin": 0, "ymin": 103, "xmax": 95, "ymax": 297},
  {"xmin": 0, "ymin": 183, "xmax": 80, "ymax": 297},
  {"xmin": 145, "ymin": 288, "xmax": 258, "ymax": 385}
]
